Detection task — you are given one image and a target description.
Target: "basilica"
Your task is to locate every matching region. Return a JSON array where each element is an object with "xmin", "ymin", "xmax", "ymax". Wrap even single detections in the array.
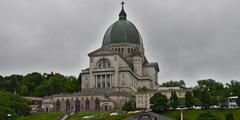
[{"xmin": 41, "ymin": 3, "xmax": 159, "ymax": 113}]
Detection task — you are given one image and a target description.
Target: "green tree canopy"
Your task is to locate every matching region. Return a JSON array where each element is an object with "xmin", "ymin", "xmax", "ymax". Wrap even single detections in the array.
[
  {"xmin": 197, "ymin": 79, "xmax": 224, "ymax": 96},
  {"xmin": 22, "ymin": 72, "xmax": 43, "ymax": 96},
  {"xmin": 185, "ymin": 91, "xmax": 193, "ymax": 108},
  {"xmin": 122, "ymin": 101, "xmax": 136, "ymax": 111},
  {"xmin": 0, "ymin": 90, "xmax": 30, "ymax": 119},
  {"xmin": 150, "ymin": 92, "xmax": 168, "ymax": 113},
  {"xmin": 169, "ymin": 91, "xmax": 179, "ymax": 109},
  {"xmin": 0, "ymin": 72, "xmax": 80, "ymax": 97},
  {"xmin": 200, "ymin": 88, "xmax": 211, "ymax": 109},
  {"xmin": 160, "ymin": 80, "xmax": 186, "ymax": 88}
]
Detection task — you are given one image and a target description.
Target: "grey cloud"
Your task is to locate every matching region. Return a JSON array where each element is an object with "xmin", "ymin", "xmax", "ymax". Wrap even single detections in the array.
[{"xmin": 0, "ymin": 0, "xmax": 240, "ymax": 86}]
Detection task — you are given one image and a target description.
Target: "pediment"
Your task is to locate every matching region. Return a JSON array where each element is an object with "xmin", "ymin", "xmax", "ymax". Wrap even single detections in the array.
[{"xmin": 88, "ymin": 48, "xmax": 118, "ymax": 56}]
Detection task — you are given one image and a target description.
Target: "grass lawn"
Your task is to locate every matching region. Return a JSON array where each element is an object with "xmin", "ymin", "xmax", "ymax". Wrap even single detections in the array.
[
  {"xmin": 17, "ymin": 112, "xmax": 65, "ymax": 120},
  {"xmin": 162, "ymin": 109, "xmax": 240, "ymax": 120},
  {"xmin": 68, "ymin": 111, "xmax": 138, "ymax": 120}
]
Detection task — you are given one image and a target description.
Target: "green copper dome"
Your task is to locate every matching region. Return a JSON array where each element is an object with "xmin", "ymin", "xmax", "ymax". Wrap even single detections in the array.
[{"xmin": 102, "ymin": 2, "xmax": 143, "ymax": 46}]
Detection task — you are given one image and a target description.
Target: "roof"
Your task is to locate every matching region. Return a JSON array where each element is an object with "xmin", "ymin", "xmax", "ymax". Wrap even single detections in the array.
[
  {"xmin": 102, "ymin": 5, "xmax": 143, "ymax": 46},
  {"xmin": 88, "ymin": 48, "xmax": 132, "ymax": 67},
  {"xmin": 143, "ymin": 62, "xmax": 160, "ymax": 72},
  {"xmin": 133, "ymin": 47, "xmax": 142, "ymax": 57},
  {"xmin": 43, "ymin": 87, "xmax": 135, "ymax": 99}
]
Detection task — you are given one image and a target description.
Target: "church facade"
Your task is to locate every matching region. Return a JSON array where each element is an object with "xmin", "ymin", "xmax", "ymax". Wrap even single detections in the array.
[{"xmin": 41, "ymin": 3, "xmax": 159, "ymax": 113}]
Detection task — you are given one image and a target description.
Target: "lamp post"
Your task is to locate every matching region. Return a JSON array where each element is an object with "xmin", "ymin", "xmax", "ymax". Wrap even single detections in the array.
[
  {"xmin": 181, "ymin": 108, "xmax": 183, "ymax": 120},
  {"xmin": 7, "ymin": 114, "xmax": 11, "ymax": 120}
]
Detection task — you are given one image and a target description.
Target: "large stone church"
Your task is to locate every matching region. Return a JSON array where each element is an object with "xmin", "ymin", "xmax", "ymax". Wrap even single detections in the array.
[{"xmin": 41, "ymin": 2, "xmax": 159, "ymax": 113}]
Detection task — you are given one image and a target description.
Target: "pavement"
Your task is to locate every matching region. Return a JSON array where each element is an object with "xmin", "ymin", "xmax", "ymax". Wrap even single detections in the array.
[
  {"xmin": 60, "ymin": 114, "xmax": 69, "ymax": 120},
  {"xmin": 123, "ymin": 112, "xmax": 174, "ymax": 120}
]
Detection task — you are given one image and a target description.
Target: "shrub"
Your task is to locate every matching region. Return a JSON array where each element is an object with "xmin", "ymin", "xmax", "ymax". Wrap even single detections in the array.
[
  {"xmin": 226, "ymin": 112, "xmax": 234, "ymax": 120},
  {"xmin": 196, "ymin": 111, "xmax": 219, "ymax": 120}
]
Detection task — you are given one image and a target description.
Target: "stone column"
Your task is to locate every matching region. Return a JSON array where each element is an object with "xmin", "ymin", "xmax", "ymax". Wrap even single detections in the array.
[
  {"xmin": 110, "ymin": 74, "xmax": 112, "ymax": 87},
  {"xmin": 99, "ymin": 75, "xmax": 103, "ymax": 87},
  {"xmin": 95, "ymin": 75, "xmax": 97, "ymax": 88}
]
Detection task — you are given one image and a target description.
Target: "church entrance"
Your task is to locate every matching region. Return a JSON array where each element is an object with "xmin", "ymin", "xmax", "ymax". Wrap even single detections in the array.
[{"xmin": 104, "ymin": 105, "xmax": 108, "ymax": 111}]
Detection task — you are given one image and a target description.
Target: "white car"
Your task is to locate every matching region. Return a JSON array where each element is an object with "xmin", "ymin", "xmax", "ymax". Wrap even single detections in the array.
[{"xmin": 110, "ymin": 112, "xmax": 118, "ymax": 116}]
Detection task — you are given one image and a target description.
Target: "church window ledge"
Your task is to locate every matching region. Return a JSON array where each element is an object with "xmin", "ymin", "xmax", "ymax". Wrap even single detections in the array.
[{"xmin": 92, "ymin": 67, "xmax": 114, "ymax": 73}]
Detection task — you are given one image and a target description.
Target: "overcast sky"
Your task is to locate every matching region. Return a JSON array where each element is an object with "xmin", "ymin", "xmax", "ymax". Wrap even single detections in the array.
[{"xmin": 0, "ymin": 0, "xmax": 240, "ymax": 86}]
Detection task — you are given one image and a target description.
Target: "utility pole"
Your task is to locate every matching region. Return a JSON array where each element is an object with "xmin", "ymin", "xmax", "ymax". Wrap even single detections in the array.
[{"xmin": 181, "ymin": 105, "xmax": 183, "ymax": 120}]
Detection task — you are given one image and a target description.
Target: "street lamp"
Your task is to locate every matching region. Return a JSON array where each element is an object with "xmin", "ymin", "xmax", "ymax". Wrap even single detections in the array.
[{"xmin": 7, "ymin": 114, "xmax": 11, "ymax": 120}]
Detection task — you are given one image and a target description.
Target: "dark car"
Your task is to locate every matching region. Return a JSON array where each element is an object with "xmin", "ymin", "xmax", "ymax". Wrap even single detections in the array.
[{"xmin": 135, "ymin": 112, "xmax": 157, "ymax": 120}]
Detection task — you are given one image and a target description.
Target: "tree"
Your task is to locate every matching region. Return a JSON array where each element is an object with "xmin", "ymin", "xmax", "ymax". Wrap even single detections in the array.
[
  {"xmin": 193, "ymin": 98, "xmax": 201, "ymax": 106},
  {"xmin": 179, "ymin": 80, "xmax": 186, "ymax": 88},
  {"xmin": 185, "ymin": 91, "xmax": 193, "ymax": 108},
  {"xmin": 22, "ymin": 72, "xmax": 43, "ymax": 96},
  {"xmin": 122, "ymin": 101, "xmax": 136, "ymax": 111},
  {"xmin": 20, "ymin": 84, "xmax": 29, "ymax": 96},
  {"xmin": 0, "ymin": 91, "xmax": 30, "ymax": 119},
  {"xmin": 0, "ymin": 106, "xmax": 17, "ymax": 120},
  {"xmin": 169, "ymin": 91, "xmax": 179, "ymax": 109},
  {"xmin": 237, "ymin": 94, "xmax": 240, "ymax": 107},
  {"xmin": 3, "ymin": 74, "xmax": 23, "ymax": 93},
  {"xmin": 197, "ymin": 79, "xmax": 223, "ymax": 91},
  {"xmin": 0, "ymin": 72, "xmax": 81, "ymax": 97},
  {"xmin": 226, "ymin": 112, "xmax": 234, "ymax": 120},
  {"xmin": 161, "ymin": 80, "xmax": 186, "ymax": 88},
  {"xmin": 200, "ymin": 88, "xmax": 211, "ymax": 109},
  {"xmin": 196, "ymin": 111, "xmax": 219, "ymax": 120},
  {"xmin": 137, "ymin": 86, "xmax": 148, "ymax": 92},
  {"xmin": 33, "ymin": 73, "xmax": 80, "ymax": 97},
  {"xmin": 64, "ymin": 76, "xmax": 80, "ymax": 93},
  {"xmin": 150, "ymin": 92, "xmax": 168, "ymax": 113},
  {"xmin": 0, "ymin": 75, "xmax": 4, "ymax": 90},
  {"xmin": 197, "ymin": 79, "xmax": 224, "ymax": 96}
]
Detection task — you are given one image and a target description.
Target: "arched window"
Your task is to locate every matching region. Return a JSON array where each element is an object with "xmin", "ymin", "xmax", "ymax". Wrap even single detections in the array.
[
  {"xmin": 85, "ymin": 98, "xmax": 90, "ymax": 110},
  {"xmin": 56, "ymin": 99, "xmax": 60, "ymax": 112},
  {"xmin": 75, "ymin": 98, "xmax": 80, "ymax": 112},
  {"xmin": 95, "ymin": 98, "xmax": 100, "ymax": 110},
  {"xmin": 128, "ymin": 48, "xmax": 130, "ymax": 53},
  {"xmin": 97, "ymin": 59, "xmax": 110, "ymax": 69},
  {"xmin": 66, "ymin": 99, "xmax": 70, "ymax": 112}
]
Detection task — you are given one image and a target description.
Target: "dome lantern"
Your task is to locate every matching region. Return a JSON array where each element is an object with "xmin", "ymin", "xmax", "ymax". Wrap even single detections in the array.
[
  {"xmin": 102, "ymin": 2, "xmax": 143, "ymax": 47},
  {"xmin": 119, "ymin": 1, "xmax": 127, "ymax": 20}
]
